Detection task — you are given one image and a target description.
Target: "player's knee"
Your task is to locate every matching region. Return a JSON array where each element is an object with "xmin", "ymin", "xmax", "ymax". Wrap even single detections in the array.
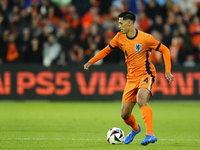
[
  {"xmin": 137, "ymin": 97, "xmax": 147, "ymax": 108},
  {"xmin": 121, "ymin": 110, "xmax": 130, "ymax": 120}
]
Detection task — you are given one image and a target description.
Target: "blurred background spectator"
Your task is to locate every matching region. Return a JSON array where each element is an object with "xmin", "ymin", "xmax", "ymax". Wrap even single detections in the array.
[
  {"xmin": 43, "ymin": 33, "xmax": 61, "ymax": 67},
  {"xmin": 6, "ymin": 33, "xmax": 19, "ymax": 63},
  {"xmin": 15, "ymin": 27, "xmax": 32, "ymax": 62},
  {"xmin": 25, "ymin": 37, "xmax": 43, "ymax": 64},
  {"xmin": 0, "ymin": 0, "xmax": 200, "ymax": 67},
  {"xmin": 68, "ymin": 43, "xmax": 84, "ymax": 65}
]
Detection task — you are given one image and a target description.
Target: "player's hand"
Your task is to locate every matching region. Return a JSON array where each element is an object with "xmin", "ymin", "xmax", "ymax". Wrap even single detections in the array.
[
  {"xmin": 84, "ymin": 62, "xmax": 92, "ymax": 70},
  {"xmin": 165, "ymin": 73, "xmax": 174, "ymax": 84}
]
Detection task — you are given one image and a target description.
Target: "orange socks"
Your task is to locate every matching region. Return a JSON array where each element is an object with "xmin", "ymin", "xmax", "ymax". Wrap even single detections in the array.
[
  {"xmin": 123, "ymin": 113, "xmax": 139, "ymax": 132},
  {"xmin": 141, "ymin": 105, "xmax": 154, "ymax": 135},
  {"xmin": 123, "ymin": 105, "xmax": 154, "ymax": 135}
]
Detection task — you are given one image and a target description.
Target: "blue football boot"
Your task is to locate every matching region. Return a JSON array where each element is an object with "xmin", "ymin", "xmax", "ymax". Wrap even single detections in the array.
[
  {"xmin": 141, "ymin": 135, "xmax": 157, "ymax": 146},
  {"xmin": 124, "ymin": 125, "xmax": 141, "ymax": 144}
]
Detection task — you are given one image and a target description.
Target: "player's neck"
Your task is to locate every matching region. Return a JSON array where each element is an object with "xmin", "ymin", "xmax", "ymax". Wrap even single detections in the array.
[{"xmin": 126, "ymin": 28, "xmax": 136, "ymax": 39}]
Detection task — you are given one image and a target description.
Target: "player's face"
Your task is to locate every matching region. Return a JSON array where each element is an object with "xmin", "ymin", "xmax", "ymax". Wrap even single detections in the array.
[{"xmin": 118, "ymin": 17, "xmax": 129, "ymax": 34}]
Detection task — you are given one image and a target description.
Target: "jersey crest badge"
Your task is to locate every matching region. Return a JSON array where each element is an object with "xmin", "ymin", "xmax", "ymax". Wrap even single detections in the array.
[{"xmin": 135, "ymin": 43, "xmax": 142, "ymax": 52}]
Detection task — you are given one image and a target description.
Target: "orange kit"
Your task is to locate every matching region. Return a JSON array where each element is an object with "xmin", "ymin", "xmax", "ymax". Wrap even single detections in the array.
[{"xmin": 89, "ymin": 29, "xmax": 171, "ymax": 103}]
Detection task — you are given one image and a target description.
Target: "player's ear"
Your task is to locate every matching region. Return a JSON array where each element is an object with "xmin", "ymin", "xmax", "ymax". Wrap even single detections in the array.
[{"xmin": 128, "ymin": 20, "xmax": 131, "ymax": 25}]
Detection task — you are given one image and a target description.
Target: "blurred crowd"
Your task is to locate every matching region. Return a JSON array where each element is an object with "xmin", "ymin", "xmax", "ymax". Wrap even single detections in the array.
[{"xmin": 0, "ymin": 0, "xmax": 200, "ymax": 67}]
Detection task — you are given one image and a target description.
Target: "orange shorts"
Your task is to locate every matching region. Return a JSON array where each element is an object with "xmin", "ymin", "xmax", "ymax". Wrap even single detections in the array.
[{"xmin": 122, "ymin": 74, "xmax": 156, "ymax": 103}]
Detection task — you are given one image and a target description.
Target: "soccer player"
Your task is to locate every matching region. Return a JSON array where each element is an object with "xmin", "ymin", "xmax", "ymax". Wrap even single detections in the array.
[{"xmin": 84, "ymin": 11, "xmax": 174, "ymax": 146}]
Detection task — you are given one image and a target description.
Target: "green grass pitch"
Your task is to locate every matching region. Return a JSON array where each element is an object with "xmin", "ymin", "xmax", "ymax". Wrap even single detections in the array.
[{"xmin": 0, "ymin": 101, "xmax": 199, "ymax": 150}]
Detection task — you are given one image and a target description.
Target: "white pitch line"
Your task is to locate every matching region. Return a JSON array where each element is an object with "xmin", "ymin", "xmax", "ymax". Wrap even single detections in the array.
[{"xmin": 0, "ymin": 138, "xmax": 200, "ymax": 141}]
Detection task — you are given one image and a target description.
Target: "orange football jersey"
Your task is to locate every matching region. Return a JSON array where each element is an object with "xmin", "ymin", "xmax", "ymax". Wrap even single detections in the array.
[{"xmin": 89, "ymin": 29, "xmax": 171, "ymax": 81}]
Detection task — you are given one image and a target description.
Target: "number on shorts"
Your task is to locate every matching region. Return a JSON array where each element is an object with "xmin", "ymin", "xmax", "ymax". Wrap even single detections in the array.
[{"xmin": 143, "ymin": 77, "xmax": 148, "ymax": 83}]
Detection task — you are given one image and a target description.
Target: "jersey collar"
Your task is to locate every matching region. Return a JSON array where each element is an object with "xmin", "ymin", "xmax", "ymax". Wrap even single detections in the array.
[{"xmin": 126, "ymin": 28, "xmax": 138, "ymax": 40}]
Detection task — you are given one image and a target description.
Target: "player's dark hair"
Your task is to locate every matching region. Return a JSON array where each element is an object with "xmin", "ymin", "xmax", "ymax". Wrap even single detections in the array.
[{"xmin": 118, "ymin": 11, "xmax": 136, "ymax": 23}]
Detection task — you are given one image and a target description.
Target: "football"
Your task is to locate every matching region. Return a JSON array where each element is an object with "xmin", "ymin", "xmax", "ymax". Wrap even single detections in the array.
[{"xmin": 107, "ymin": 127, "xmax": 125, "ymax": 144}]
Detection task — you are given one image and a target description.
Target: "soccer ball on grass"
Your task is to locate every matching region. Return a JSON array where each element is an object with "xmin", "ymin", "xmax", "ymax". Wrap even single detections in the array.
[{"xmin": 107, "ymin": 127, "xmax": 125, "ymax": 144}]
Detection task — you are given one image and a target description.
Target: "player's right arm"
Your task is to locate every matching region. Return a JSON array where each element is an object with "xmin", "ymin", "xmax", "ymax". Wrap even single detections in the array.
[
  {"xmin": 83, "ymin": 45, "xmax": 113, "ymax": 70},
  {"xmin": 84, "ymin": 61, "xmax": 93, "ymax": 70},
  {"xmin": 84, "ymin": 33, "xmax": 120, "ymax": 70}
]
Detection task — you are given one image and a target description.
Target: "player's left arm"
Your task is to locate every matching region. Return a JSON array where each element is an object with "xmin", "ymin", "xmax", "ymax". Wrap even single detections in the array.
[
  {"xmin": 147, "ymin": 34, "xmax": 174, "ymax": 84},
  {"xmin": 156, "ymin": 43, "xmax": 174, "ymax": 84}
]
